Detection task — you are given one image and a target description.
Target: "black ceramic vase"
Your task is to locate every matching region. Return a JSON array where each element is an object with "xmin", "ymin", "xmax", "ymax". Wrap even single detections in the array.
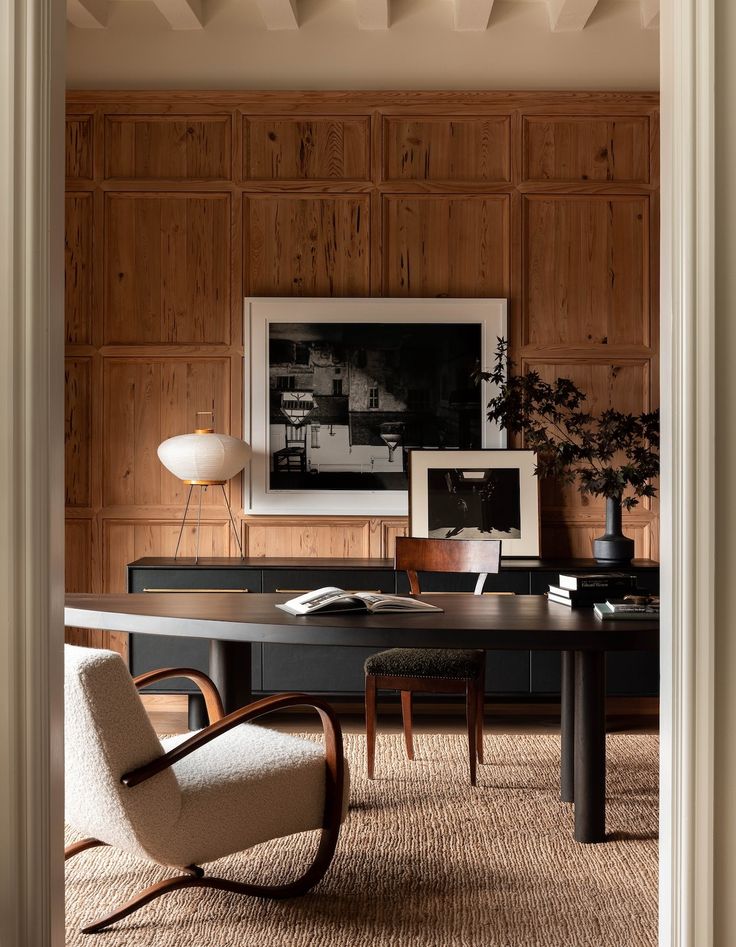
[{"xmin": 592, "ymin": 496, "xmax": 635, "ymax": 565}]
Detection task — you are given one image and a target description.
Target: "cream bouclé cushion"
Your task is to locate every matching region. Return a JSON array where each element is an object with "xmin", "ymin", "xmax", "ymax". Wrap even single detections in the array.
[{"xmin": 65, "ymin": 644, "xmax": 349, "ymax": 868}]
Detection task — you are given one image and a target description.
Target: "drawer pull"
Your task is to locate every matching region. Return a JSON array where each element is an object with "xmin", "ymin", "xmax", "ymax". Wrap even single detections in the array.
[
  {"xmin": 413, "ymin": 591, "xmax": 516, "ymax": 596},
  {"xmin": 275, "ymin": 588, "xmax": 383, "ymax": 595},
  {"xmin": 142, "ymin": 588, "xmax": 250, "ymax": 593}
]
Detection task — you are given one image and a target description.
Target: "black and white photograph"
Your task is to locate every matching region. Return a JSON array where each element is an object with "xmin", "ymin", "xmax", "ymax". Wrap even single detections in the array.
[
  {"xmin": 426, "ymin": 466, "xmax": 521, "ymax": 540},
  {"xmin": 268, "ymin": 321, "xmax": 483, "ymax": 492},
  {"xmin": 409, "ymin": 450, "xmax": 540, "ymax": 556},
  {"xmin": 246, "ymin": 298, "xmax": 507, "ymax": 515}
]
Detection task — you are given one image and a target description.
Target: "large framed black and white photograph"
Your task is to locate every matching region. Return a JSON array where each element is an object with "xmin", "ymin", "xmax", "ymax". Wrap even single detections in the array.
[
  {"xmin": 245, "ymin": 298, "xmax": 507, "ymax": 515},
  {"xmin": 409, "ymin": 450, "xmax": 540, "ymax": 556}
]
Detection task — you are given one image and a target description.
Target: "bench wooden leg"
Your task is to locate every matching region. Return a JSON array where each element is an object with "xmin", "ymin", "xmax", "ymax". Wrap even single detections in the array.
[{"xmin": 400, "ymin": 690, "xmax": 414, "ymax": 760}]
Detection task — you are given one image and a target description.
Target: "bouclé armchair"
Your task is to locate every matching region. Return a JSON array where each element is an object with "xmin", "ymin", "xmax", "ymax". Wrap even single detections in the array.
[{"xmin": 64, "ymin": 644, "xmax": 348, "ymax": 934}]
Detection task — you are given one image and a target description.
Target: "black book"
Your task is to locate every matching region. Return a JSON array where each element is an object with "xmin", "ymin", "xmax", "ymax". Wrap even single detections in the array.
[
  {"xmin": 548, "ymin": 585, "xmax": 611, "ymax": 602},
  {"xmin": 547, "ymin": 593, "xmax": 596, "ymax": 609},
  {"xmin": 557, "ymin": 572, "xmax": 639, "ymax": 592}
]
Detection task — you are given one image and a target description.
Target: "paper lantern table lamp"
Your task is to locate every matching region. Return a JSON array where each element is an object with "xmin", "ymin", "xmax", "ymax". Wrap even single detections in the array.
[{"xmin": 158, "ymin": 412, "xmax": 249, "ymax": 562}]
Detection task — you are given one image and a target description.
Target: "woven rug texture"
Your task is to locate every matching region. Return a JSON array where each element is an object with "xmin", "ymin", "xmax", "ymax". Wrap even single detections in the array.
[{"xmin": 65, "ymin": 731, "xmax": 658, "ymax": 947}]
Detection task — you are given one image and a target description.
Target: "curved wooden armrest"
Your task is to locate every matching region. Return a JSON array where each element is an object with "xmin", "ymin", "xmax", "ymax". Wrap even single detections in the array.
[
  {"xmin": 133, "ymin": 667, "xmax": 225, "ymax": 725},
  {"xmin": 121, "ymin": 692, "xmax": 344, "ymax": 796}
]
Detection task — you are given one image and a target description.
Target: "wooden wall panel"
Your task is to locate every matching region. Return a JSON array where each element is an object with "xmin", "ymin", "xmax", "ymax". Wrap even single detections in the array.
[
  {"xmin": 541, "ymin": 521, "xmax": 651, "ymax": 559},
  {"xmin": 104, "ymin": 115, "xmax": 231, "ymax": 180},
  {"xmin": 245, "ymin": 117, "xmax": 370, "ymax": 180},
  {"xmin": 523, "ymin": 196, "xmax": 649, "ymax": 348},
  {"xmin": 523, "ymin": 116, "xmax": 650, "ymax": 184},
  {"xmin": 103, "ymin": 358, "xmax": 231, "ymax": 507},
  {"xmin": 65, "ymin": 358, "xmax": 92, "ymax": 508},
  {"xmin": 243, "ymin": 518, "xmax": 371, "ymax": 558},
  {"xmin": 384, "ymin": 195, "xmax": 509, "ymax": 296},
  {"xmin": 246, "ymin": 195, "xmax": 371, "ymax": 296},
  {"xmin": 104, "ymin": 193, "xmax": 231, "ymax": 344},
  {"xmin": 65, "ymin": 193, "xmax": 94, "ymax": 344},
  {"xmin": 65, "ymin": 115, "xmax": 93, "ymax": 181},
  {"xmin": 64, "ymin": 92, "xmax": 659, "ymax": 650},
  {"xmin": 383, "ymin": 116, "xmax": 511, "ymax": 183}
]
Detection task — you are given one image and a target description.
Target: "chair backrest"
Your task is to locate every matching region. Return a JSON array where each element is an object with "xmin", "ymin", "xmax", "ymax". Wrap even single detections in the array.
[
  {"xmin": 395, "ymin": 537, "xmax": 501, "ymax": 596},
  {"xmin": 64, "ymin": 644, "xmax": 180, "ymax": 857}
]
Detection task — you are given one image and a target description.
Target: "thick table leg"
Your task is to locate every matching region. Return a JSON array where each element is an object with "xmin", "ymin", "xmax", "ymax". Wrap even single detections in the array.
[
  {"xmin": 209, "ymin": 639, "xmax": 253, "ymax": 715},
  {"xmin": 187, "ymin": 693, "xmax": 208, "ymax": 730},
  {"xmin": 560, "ymin": 650, "xmax": 575, "ymax": 803},
  {"xmin": 573, "ymin": 650, "xmax": 606, "ymax": 844}
]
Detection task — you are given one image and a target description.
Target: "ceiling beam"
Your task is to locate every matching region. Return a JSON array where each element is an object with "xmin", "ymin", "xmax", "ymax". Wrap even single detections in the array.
[
  {"xmin": 546, "ymin": 0, "xmax": 601, "ymax": 32},
  {"xmin": 255, "ymin": 0, "xmax": 299, "ymax": 30},
  {"xmin": 453, "ymin": 0, "xmax": 495, "ymax": 31},
  {"xmin": 150, "ymin": 0, "xmax": 204, "ymax": 29},
  {"xmin": 66, "ymin": 0, "xmax": 108, "ymax": 29},
  {"xmin": 356, "ymin": 0, "xmax": 389, "ymax": 30},
  {"xmin": 640, "ymin": 0, "xmax": 659, "ymax": 29}
]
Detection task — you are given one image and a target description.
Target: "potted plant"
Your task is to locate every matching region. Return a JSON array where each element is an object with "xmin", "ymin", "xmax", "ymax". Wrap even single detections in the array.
[{"xmin": 478, "ymin": 339, "xmax": 660, "ymax": 564}]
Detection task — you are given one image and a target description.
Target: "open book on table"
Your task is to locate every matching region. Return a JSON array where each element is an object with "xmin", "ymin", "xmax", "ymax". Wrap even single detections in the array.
[{"xmin": 276, "ymin": 586, "xmax": 443, "ymax": 616}]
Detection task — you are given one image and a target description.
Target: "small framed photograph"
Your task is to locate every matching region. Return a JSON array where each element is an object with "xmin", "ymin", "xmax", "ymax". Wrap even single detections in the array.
[{"xmin": 409, "ymin": 450, "xmax": 540, "ymax": 556}]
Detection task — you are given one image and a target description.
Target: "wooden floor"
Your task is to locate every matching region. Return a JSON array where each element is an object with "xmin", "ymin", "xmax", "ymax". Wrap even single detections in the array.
[{"xmin": 142, "ymin": 694, "xmax": 659, "ymax": 736}]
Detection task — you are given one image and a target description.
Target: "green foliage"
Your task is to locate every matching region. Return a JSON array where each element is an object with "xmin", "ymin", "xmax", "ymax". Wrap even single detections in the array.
[{"xmin": 478, "ymin": 339, "xmax": 660, "ymax": 510}]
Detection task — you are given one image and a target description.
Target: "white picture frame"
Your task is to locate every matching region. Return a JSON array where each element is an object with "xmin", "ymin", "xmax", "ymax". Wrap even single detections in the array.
[
  {"xmin": 408, "ymin": 449, "xmax": 540, "ymax": 557},
  {"xmin": 244, "ymin": 297, "xmax": 507, "ymax": 516}
]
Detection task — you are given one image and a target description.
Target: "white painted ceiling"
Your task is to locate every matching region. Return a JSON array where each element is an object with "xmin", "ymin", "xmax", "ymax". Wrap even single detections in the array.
[{"xmin": 67, "ymin": 0, "xmax": 659, "ymax": 33}]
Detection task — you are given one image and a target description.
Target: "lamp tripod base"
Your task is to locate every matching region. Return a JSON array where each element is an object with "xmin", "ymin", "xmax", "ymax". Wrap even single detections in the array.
[{"xmin": 173, "ymin": 484, "xmax": 244, "ymax": 564}]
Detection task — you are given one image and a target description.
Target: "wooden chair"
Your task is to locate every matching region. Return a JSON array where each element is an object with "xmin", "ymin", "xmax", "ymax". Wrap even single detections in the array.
[
  {"xmin": 63, "ymin": 644, "xmax": 347, "ymax": 934},
  {"xmin": 364, "ymin": 537, "xmax": 501, "ymax": 786}
]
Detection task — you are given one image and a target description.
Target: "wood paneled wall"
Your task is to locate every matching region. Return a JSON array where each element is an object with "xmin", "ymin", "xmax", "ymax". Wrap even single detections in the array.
[{"xmin": 65, "ymin": 91, "xmax": 659, "ymax": 647}]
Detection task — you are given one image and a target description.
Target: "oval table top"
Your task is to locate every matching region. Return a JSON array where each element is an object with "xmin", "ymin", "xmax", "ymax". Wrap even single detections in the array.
[{"xmin": 65, "ymin": 592, "xmax": 659, "ymax": 653}]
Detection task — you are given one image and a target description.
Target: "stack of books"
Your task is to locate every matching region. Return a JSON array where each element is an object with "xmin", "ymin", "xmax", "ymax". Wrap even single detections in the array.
[
  {"xmin": 547, "ymin": 572, "xmax": 639, "ymax": 609},
  {"xmin": 593, "ymin": 598, "xmax": 660, "ymax": 621}
]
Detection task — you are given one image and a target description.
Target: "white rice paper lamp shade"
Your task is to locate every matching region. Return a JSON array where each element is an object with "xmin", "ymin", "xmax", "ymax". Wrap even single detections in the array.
[{"xmin": 157, "ymin": 432, "xmax": 250, "ymax": 484}]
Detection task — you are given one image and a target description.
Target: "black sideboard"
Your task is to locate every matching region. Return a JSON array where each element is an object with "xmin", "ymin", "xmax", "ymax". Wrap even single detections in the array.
[{"xmin": 126, "ymin": 556, "xmax": 660, "ymax": 705}]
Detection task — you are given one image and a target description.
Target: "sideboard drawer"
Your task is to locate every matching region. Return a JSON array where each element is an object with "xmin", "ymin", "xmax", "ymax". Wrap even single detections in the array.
[
  {"xmin": 129, "ymin": 568, "xmax": 262, "ymax": 593},
  {"xmin": 262, "ymin": 569, "xmax": 396, "ymax": 594}
]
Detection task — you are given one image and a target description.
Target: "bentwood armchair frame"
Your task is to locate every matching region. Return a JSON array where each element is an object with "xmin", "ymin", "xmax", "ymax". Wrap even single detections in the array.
[{"xmin": 65, "ymin": 666, "xmax": 345, "ymax": 935}]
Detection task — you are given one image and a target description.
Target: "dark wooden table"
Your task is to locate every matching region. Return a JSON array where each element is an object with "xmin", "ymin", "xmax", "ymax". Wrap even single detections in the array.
[{"xmin": 65, "ymin": 592, "xmax": 659, "ymax": 845}]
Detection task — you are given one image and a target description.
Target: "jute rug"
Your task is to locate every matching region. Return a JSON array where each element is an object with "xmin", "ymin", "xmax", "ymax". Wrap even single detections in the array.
[{"xmin": 65, "ymin": 732, "xmax": 658, "ymax": 947}]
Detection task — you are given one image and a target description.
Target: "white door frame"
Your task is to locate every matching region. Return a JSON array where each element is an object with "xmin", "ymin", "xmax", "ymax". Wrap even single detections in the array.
[
  {"xmin": 0, "ymin": 1, "xmax": 66, "ymax": 945},
  {"xmin": 659, "ymin": 0, "xmax": 716, "ymax": 944},
  {"xmin": 0, "ymin": 0, "xmax": 718, "ymax": 943}
]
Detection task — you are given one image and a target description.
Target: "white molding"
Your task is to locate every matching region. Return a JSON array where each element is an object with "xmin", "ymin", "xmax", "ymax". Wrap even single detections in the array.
[
  {"xmin": 0, "ymin": 1, "xmax": 66, "ymax": 946},
  {"xmin": 641, "ymin": 0, "xmax": 659, "ymax": 30},
  {"xmin": 151, "ymin": 0, "xmax": 204, "ymax": 30},
  {"xmin": 660, "ymin": 0, "xmax": 715, "ymax": 945},
  {"xmin": 255, "ymin": 0, "xmax": 299, "ymax": 30},
  {"xmin": 453, "ymin": 0, "xmax": 495, "ymax": 31},
  {"xmin": 356, "ymin": 0, "xmax": 389, "ymax": 30},
  {"xmin": 546, "ymin": 0, "xmax": 600, "ymax": 32},
  {"xmin": 66, "ymin": 0, "xmax": 108, "ymax": 29}
]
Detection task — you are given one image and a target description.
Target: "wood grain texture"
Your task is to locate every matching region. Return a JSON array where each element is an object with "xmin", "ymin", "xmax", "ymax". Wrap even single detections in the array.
[
  {"xmin": 383, "ymin": 195, "xmax": 509, "ymax": 296},
  {"xmin": 66, "ymin": 115, "xmax": 94, "ymax": 181},
  {"xmin": 65, "ymin": 193, "xmax": 94, "ymax": 344},
  {"xmin": 65, "ymin": 358, "xmax": 92, "ymax": 508},
  {"xmin": 523, "ymin": 196, "xmax": 649, "ymax": 348},
  {"xmin": 383, "ymin": 116, "xmax": 511, "ymax": 183},
  {"xmin": 63, "ymin": 92, "xmax": 660, "ymax": 651},
  {"xmin": 245, "ymin": 116, "xmax": 370, "ymax": 180},
  {"xmin": 246, "ymin": 195, "xmax": 370, "ymax": 296},
  {"xmin": 243, "ymin": 517, "xmax": 372, "ymax": 558},
  {"xmin": 102, "ymin": 358, "xmax": 231, "ymax": 506},
  {"xmin": 104, "ymin": 193, "xmax": 231, "ymax": 344},
  {"xmin": 105, "ymin": 115, "xmax": 232, "ymax": 180},
  {"xmin": 523, "ymin": 116, "xmax": 650, "ymax": 184}
]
